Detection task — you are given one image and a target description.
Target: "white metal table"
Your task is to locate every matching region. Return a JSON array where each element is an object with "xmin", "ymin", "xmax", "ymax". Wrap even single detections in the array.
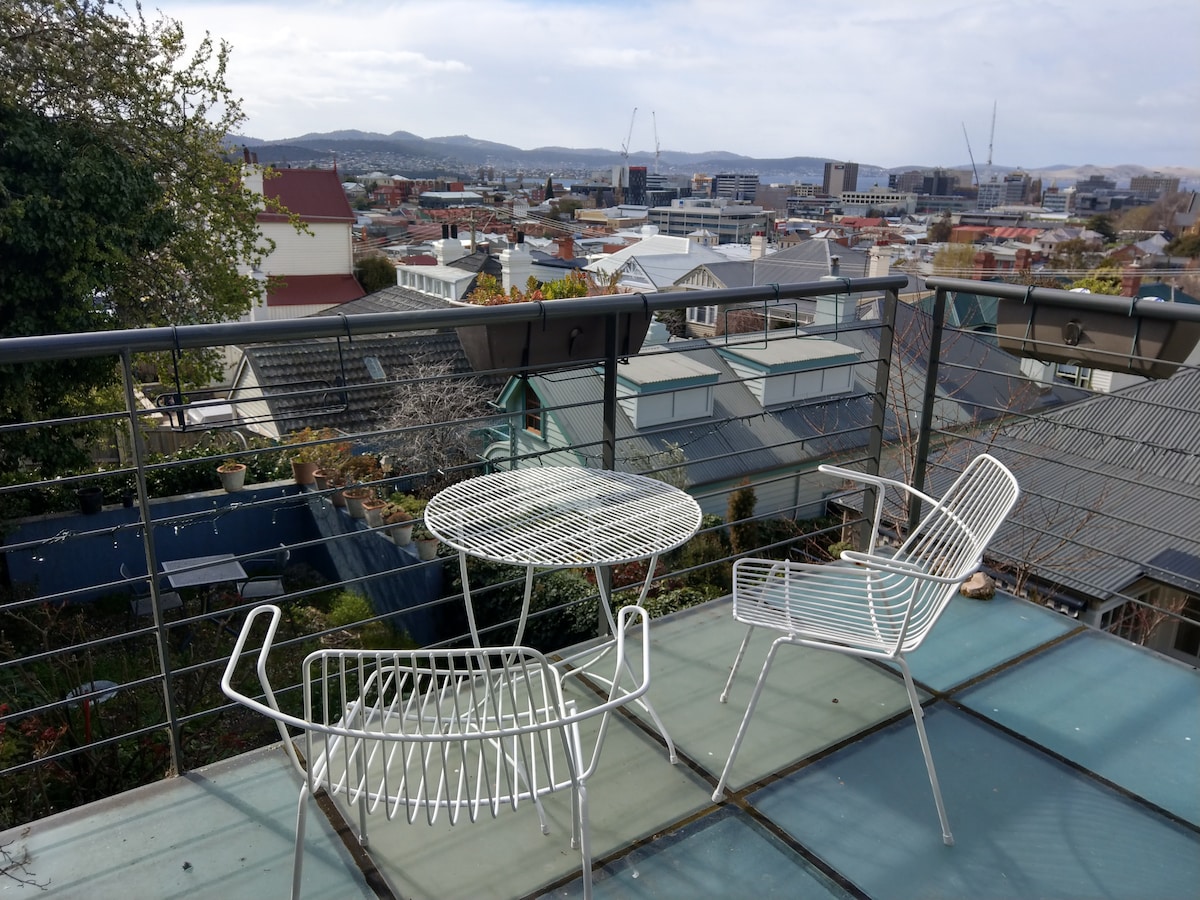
[
  {"xmin": 161, "ymin": 554, "xmax": 248, "ymax": 615},
  {"xmin": 425, "ymin": 466, "xmax": 702, "ymax": 762}
]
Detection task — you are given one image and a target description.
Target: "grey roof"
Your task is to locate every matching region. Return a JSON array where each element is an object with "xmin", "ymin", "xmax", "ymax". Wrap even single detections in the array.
[
  {"xmin": 237, "ymin": 330, "xmax": 473, "ymax": 436},
  {"xmin": 526, "ymin": 303, "xmax": 1078, "ymax": 490},
  {"xmin": 928, "ymin": 367, "xmax": 1200, "ymax": 600},
  {"xmin": 687, "ymin": 240, "xmax": 924, "ymax": 296},
  {"xmin": 311, "ymin": 285, "xmax": 455, "ymax": 316}
]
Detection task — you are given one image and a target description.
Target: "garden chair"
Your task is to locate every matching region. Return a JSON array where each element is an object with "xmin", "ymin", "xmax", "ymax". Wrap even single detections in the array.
[
  {"xmin": 121, "ymin": 562, "xmax": 183, "ymax": 626},
  {"xmin": 221, "ymin": 602, "xmax": 654, "ymax": 900},
  {"xmin": 713, "ymin": 454, "xmax": 1019, "ymax": 846},
  {"xmin": 236, "ymin": 545, "xmax": 290, "ymax": 601}
]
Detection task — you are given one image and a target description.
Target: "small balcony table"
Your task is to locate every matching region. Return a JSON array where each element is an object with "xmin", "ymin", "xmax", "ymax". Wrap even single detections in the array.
[
  {"xmin": 425, "ymin": 466, "xmax": 702, "ymax": 762},
  {"xmin": 161, "ymin": 554, "xmax": 248, "ymax": 615}
]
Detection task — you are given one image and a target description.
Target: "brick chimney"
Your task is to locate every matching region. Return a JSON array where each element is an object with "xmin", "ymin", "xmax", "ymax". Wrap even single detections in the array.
[
  {"xmin": 556, "ymin": 235, "xmax": 575, "ymax": 260},
  {"xmin": 750, "ymin": 230, "xmax": 769, "ymax": 260},
  {"xmin": 1121, "ymin": 262, "xmax": 1144, "ymax": 297},
  {"xmin": 973, "ymin": 251, "xmax": 995, "ymax": 278},
  {"xmin": 868, "ymin": 246, "xmax": 891, "ymax": 278}
]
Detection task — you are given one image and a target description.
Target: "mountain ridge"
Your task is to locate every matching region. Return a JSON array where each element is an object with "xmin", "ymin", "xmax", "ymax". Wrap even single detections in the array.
[{"xmin": 232, "ymin": 130, "xmax": 1200, "ymax": 184}]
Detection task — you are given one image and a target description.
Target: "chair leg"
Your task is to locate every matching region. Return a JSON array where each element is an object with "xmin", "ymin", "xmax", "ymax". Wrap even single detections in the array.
[
  {"xmin": 576, "ymin": 783, "xmax": 592, "ymax": 900},
  {"xmin": 896, "ymin": 657, "xmax": 954, "ymax": 846},
  {"xmin": 713, "ymin": 634, "xmax": 785, "ymax": 801},
  {"xmin": 292, "ymin": 785, "xmax": 309, "ymax": 900},
  {"xmin": 719, "ymin": 624, "xmax": 755, "ymax": 703}
]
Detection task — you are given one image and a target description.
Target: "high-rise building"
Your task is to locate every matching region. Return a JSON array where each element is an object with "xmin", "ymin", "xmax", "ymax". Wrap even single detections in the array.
[
  {"xmin": 822, "ymin": 162, "xmax": 859, "ymax": 196},
  {"xmin": 1129, "ymin": 173, "xmax": 1180, "ymax": 199},
  {"xmin": 712, "ymin": 173, "xmax": 759, "ymax": 202},
  {"xmin": 627, "ymin": 166, "xmax": 648, "ymax": 206}
]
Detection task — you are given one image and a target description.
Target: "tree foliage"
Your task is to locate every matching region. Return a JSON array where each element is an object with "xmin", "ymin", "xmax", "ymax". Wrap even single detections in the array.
[
  {"xmin": 931, "ymin": 243, "xmax": 976, "ymax": 275},
  {"xmin": 354, "ymin": 254, "xmax": 397, "ymax": 293},
  {"xmin": 0, "ymin": 103, "xmax": 177, "ymax": 474},
  {"xmin": 0, "ymin": 1, "xmax": 280, "ymax": 473},
  {"xmin": 0, "ymin": 1, "xmax": 273, "ymax": 333}
]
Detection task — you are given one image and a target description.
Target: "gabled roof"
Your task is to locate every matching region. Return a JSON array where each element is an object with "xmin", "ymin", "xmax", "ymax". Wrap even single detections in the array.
[
  {"xmin": 235, "ymin": 330, "xmax": 471, "ymax": 436},
  {"xmin": 927, "ymin": 367, "xmax": 1200, "ymax": 600},
  {"xmin": 587, "ymin": 235, "xmax": 721, "ymax": 277},
  {"xmin": 267, "ymin": 273, "xmax": 365, "ymax": 307},
  {"xmin": 517, "ymin": 304, "xmax": 1078, "ymax": 490},
  {"xmin": 257, "ymin": 168, "xmax": 355, "ymax": 224}
]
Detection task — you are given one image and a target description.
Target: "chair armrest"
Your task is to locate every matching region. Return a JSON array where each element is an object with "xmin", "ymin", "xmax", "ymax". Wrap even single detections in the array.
[
  {"xmin": 559, "ymin": 604, "xmax": 651, "ymax": 713},
  {"xmin": 220, "ymin": 604, "xmax": 306, "ymax": 776},
  {"xmin": 819, "ymin": 464, "xmax": 941, "ymax": 552},
  {"xmin": 840, "ymin": 549, "xmax": 980, "ymax": 585}
]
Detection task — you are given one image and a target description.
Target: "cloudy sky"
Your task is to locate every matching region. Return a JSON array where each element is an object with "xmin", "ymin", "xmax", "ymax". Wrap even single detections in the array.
[{"xmin": 163, "ymin": 0, "xmax": 1199, "ymax": 170}]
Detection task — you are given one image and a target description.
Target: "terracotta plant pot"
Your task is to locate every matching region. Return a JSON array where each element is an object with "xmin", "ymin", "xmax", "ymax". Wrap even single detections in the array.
[
  {"xmin": 291, "ymin": 460, "xmax": 318, "ymax": 486},
  {"xmin": 343, "ymin": 487, "xmax": 371, "ymax": 519},
  {"xmin": 313, "ymin": 470, "xmax": 330, "ymax": 491},
  {"xmin": 363, "ymin": 499, "xmax": 386, "ymax": 528},
  {"xmin": 217, "ymin": 464, "xmax": 247, "ymax": 493},
  {"xmin": 415, "ymin": 537, "xmax": 440, "ymax": 561},
  {"xmin": 389, "ymin": 522, "xmax": 414, "ymax": 546}
]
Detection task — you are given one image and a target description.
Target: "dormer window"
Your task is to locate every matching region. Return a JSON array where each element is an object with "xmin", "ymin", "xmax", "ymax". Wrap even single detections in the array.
[
  {"xmin": 718, "ymin": 335, "xmax": 861, "ymax": 407},
  {"xmin": 616, "ymin": 353, "xmax": 720, "ymax": 429}
]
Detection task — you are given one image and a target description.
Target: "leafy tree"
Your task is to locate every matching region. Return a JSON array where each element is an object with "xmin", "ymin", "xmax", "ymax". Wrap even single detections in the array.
[
  {"xmin": 927, "ymin": 213, "xmax": 952, "ymax": 243},
  {"xmin": 0, "ymin": 103, "xmax": 175, "ymax": 475},
  {"xmin": 0, "ymin": 1, "xmax": 284, "ymax": 472},
  {"xmin": 544, "ymin": 175, "xmax": 554, "ymax": 200},
  {"xmin": 355, "ymin": 254, "xmax": 397, "ymax": 293},
  {"xmin": 1, "ymin": 1, "xmax": 276, "ymax": 333},
  {"xmin": 1049, "ymin": 237, "xmax": 1099, "ymax": 273},
  {"xmin": 1164, "ymin": 233, "xmax": 1200, "ymax": 257},
  {"xmin": 1085, "ymin": 214, "xmax": 1117, "ymax": 243},
  {"xmin": 931, "ymin": 243, "xmax": 976, "ymax": 275}
]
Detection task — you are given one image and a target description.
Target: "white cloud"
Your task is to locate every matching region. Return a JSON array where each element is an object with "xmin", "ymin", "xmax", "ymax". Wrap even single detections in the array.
[{"xmin": 164, "ymin": 0, "xmax": 1200, "ymax": 168}]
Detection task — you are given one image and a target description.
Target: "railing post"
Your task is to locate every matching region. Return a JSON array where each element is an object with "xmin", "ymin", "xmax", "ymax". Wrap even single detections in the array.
[
  {"xmin": 909, "ymin": 286, "xmax": 948, "ymax": 534},
  {"xmin": 858, "ymin": 288, "xmax": 898, "ymax": 548},
  {"xmin": 121, "ymin": 350, "xmax": 184, "ymax": 774},
  {"xmin": 597, "ymin": 312, "xmax": 619, "ymax": 636}
]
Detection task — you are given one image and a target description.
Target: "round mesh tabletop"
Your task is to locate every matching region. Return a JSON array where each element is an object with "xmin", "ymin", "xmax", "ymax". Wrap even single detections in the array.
[{"xmin": 425, "ymin": 467, "xmax": 702, "ymax": 568}]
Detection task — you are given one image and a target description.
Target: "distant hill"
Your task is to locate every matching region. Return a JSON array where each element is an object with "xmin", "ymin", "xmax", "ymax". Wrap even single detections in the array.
[{"xmin": 227, "ymin": 130, "xmax": 1200, "ymax": 187}]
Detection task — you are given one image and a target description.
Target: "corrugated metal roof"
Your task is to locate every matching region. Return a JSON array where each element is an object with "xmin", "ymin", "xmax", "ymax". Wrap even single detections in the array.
[{"xmin": 928, "ymin": 367, "xmax": 1200, "ymax": 598}]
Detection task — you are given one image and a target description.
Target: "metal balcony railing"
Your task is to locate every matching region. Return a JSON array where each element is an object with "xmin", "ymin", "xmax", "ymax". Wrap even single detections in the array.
[{"xmin": 1, "ymin": 274, "xmax": 1197, "ymax": 833}]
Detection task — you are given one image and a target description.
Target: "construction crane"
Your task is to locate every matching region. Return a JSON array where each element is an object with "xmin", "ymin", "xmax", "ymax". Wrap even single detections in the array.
[
  {"xmin": 962, "ymin": 122, "xmax": 980, "ymax": 187},
  {"xmin": 985, "ymin": 100, "xmax": 996, "ymax": 185},
  {"xmin": 652, "ymin": 110, "xmax": 661, "ymax": 175},
  {"xmin": 617, "ymin": 107, "xmax": 637, "ymax": 204}
]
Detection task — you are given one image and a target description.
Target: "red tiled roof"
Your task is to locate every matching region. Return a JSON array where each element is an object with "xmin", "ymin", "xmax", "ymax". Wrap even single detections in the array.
[
  {"xmin": 266, "ymin": 274, "xmax": 365, "ymax": 307},
  {"xmin": 258, "ymin": 169, "xmax": 355, "ymax": 224}
]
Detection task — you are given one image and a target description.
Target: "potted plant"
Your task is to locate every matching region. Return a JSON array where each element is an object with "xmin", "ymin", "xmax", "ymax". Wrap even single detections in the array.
[
  {"xmin": 412, "ymin": 524, "xmax": 440, "ymax": 561},
  {"xmin": 383, "ymin": 492, "xmax": 425, "ymax": 546},
  {"xmin": 76, "ymin": 485, "xmax": 104, "ymax": 515},
  {"xmin": 452, "ymin": 272, "xmax": 652, "ymax": 371},
  {"xmin": 342, "ymin": 484, "xmax": 373, "ymax": 519},
  {"xmin": 217, "ymin": 460, "xmax": 247, "ymax": 492},
  {"xmin": 362, "ymin": 495, "xmax": 387, "ymax": 528},
  {"xmin": 282, "ymin": 427, "xmax": 345, "ymax": 486}
]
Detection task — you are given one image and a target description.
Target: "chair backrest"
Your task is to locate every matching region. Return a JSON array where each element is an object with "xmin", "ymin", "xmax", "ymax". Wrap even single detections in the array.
[
  {"xmin": 222, "ymin": 604, "xmax": 650, "ymax": 826},
  {"xmin": 892, "ymin": 454, "xmax": 1019, "ymax": 647},
  {"xmin": 302, "ymin": 644, "xmax": 576, "ymax": 826}
]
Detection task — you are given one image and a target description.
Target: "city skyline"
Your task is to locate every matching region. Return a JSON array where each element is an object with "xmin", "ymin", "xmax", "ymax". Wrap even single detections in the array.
[{"xmin": 167, "ymin": 0, "xmax": 1199, "ymax": 170}]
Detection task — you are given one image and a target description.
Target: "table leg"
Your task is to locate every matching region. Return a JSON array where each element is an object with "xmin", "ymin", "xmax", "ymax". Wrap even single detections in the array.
[{"xmin": 561, "ymin": 555, "xmax": 677, "ymax": 764}]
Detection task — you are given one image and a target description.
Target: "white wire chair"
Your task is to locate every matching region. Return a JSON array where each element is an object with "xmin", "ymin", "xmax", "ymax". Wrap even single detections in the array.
[
  {"xmin": 221, "ymin": 603, "xmax": 653, "ymax": 900},
  {"xmin": 713, "ymin": 454, "xmax": 1020, "ymax": 846}
]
